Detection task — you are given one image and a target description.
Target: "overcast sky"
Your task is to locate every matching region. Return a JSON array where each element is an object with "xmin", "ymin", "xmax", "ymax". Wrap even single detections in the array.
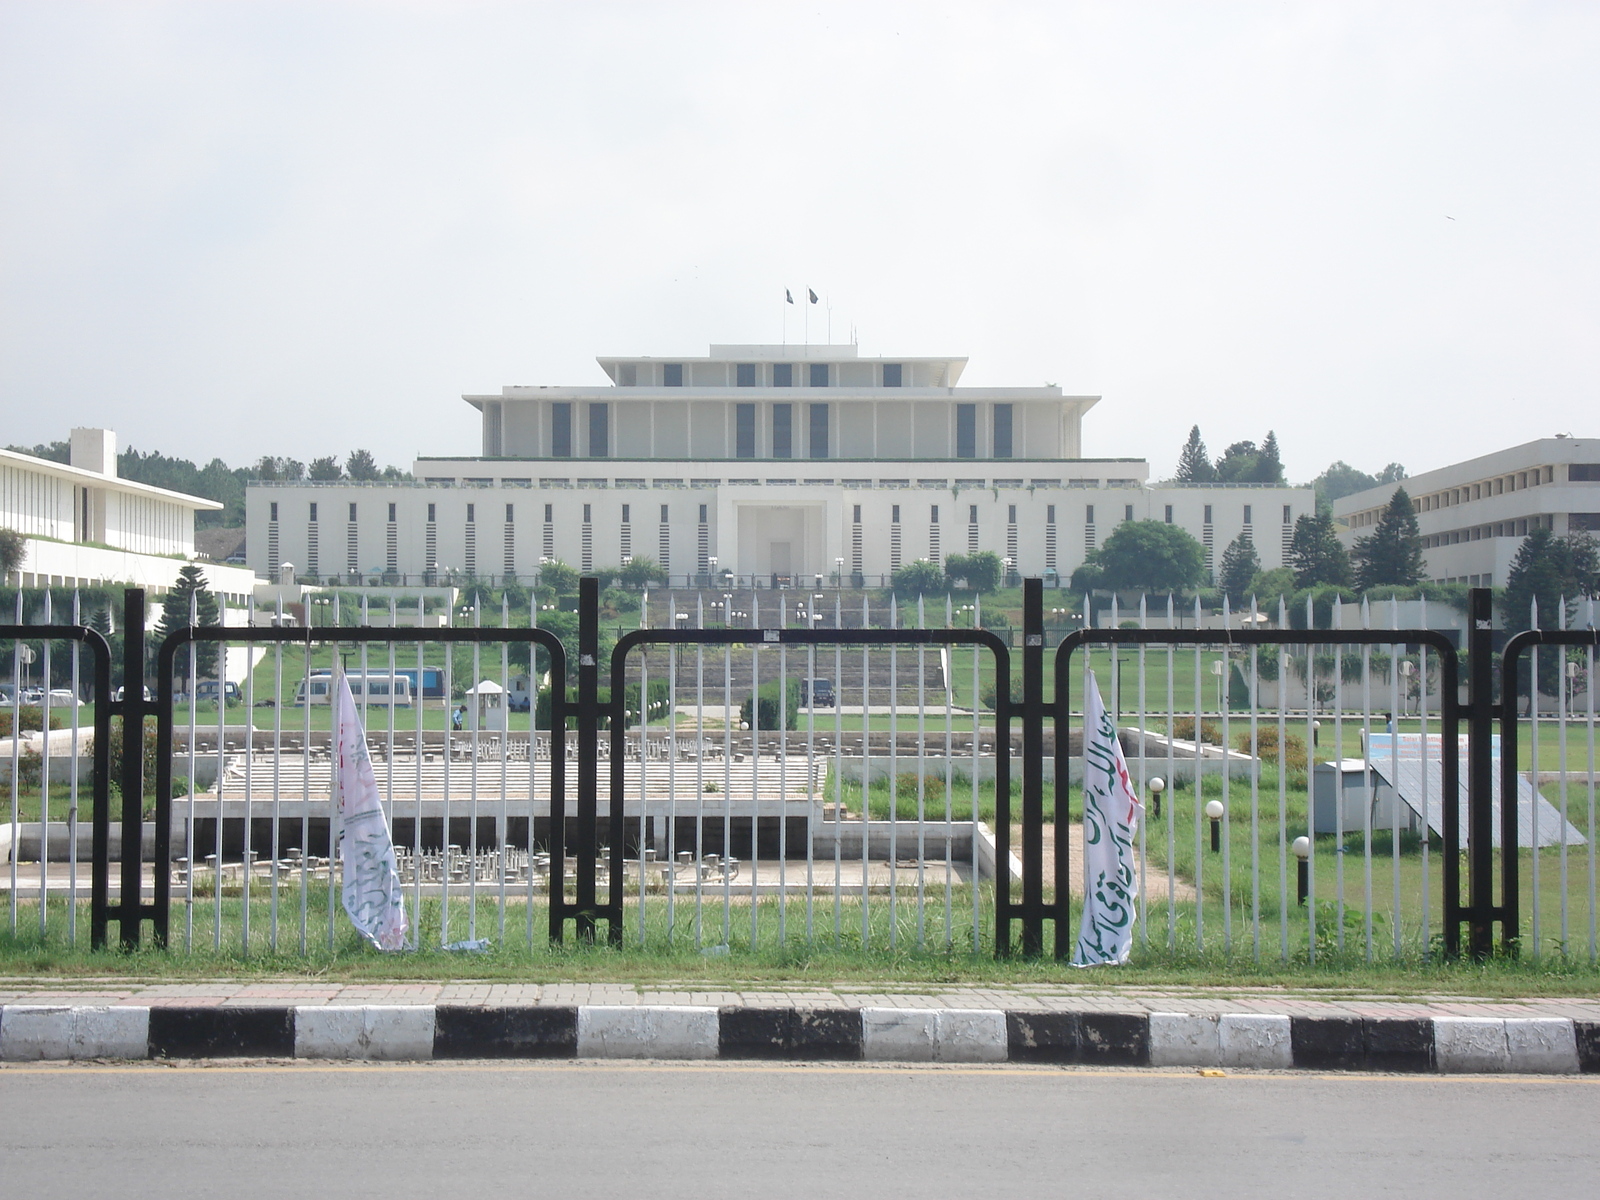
[{"xmin": 2, "ymin": 2, "xmax": 1595, "ymax": 484}]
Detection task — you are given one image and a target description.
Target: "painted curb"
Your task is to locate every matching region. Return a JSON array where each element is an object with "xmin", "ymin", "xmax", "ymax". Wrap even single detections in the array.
[{"xmin": 0, "ymin": 1004, "xmax": 1594, "ymax": 1071}]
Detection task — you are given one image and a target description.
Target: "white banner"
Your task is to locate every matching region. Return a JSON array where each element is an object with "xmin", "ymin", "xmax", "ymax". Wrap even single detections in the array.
[
  {"xmin": 334, "ymin": 672, "xmax": 409, "ymax": 951},
  {"xmin": 1072, "ymin": 671, "xmax": 1142, "ymax": 966}
]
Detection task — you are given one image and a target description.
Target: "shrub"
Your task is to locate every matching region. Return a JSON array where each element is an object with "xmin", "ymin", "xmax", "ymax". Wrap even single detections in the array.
[
  {"xmin": 0, "ymin": 707, "xmax": 66, "ymax": 738},
  {"xmin": 741, "ymin": 678, "xmax": 802, "ymax": 731},
  {"xmin": 1235, "ymin": 725, "xmax": 1308, "ymax": 771},
  {"xmin": 1171, "ymin": 717, "xmax": 1222, "ymax": 744}
]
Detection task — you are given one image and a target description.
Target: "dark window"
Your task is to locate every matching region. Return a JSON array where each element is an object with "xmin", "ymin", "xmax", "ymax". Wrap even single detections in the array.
[
  {"xmin": 852, "ymin": 504, "xmax": 861, "ymax": 523},
  {"xmin": 1124, "ymin": 504, "xmax": 1133, "ymax": 521},
  {"xmin": 736, "ymin": 363, "xmax": 756, "ymax": 387},
  {"xmin": 663, "ymin": 363, "xmax": 683, "ymax": 387},
  {"xmin": 544, "ymin": 503, "xmax": 553, "ymax": 522},
  {"xmin": 589, "ymin": 403, "xmax": 609, "ymax": 457},
  {"xmin": 348, "ymin": 503, "xmax": 357, "ymax": 521},
  {"xmin": 892, "ymin": 505, "xmax": 901, "ymax": 523},
  {"xmin": 583, "ymin": 504, "xmax": 591, "ymax": 523},
  {"xmin": 1243, "ymin": 505, "xmax": 1253, "ymax": 524},
  {"xmin": 993, "ymin": 404, "xmax": 1013, "ymax": 458},
  {"xmin": 956, "ymin": 404, "xmax": 976, "ymax": 458},
  {"xmin": 969, "ymin": 504, "xmax": 978, "ymax": 523},
  {"xmin": 388, "ymin": 503, "xmax": 396, "ymax": 522},
  {"xmin": 427, "ymin": 503, "xmax": 436, "ymax": 522},
  {"xmin": 772, "ymin": 404, "xmax": 792, "ymax": 458},
  {"xmin": 505, "ymin": 504, "xmax": 514, "ymax": 521},
  {"xmin": 809, "ymin": 362, "xmax": 829, "ymax": 387},
  {"xmin": 1283, "ymin": 504, "xmax": 1292, "ymax": 523},
  {"xmin": 773, "ymin": 363, "xmax": 793, "ymax": 387},
  {"xmin": 309, "ymin": 503, "xmax": 318, "ymax": 522},
  {"xmin": 660, "ymin": 504, "xmax": 669, "ymax": 522},
  {"xmin": 466, "ymin": 504, "xmax": 475, "ymax": 523},
  {"xmin": 1008, "ymin": 504, "xmax": 1016, "ymax": 523},
  {"xmin": 883, "ymin": 363, "xmax": 902, "ymax": 387},
  {"xmin": 1204, "ymin": 505, "xmax": 1213, "ymax": 524},
  {"xmin": 1164, "ymin": 505, "xmax": 1173, "ymax": 523},
  {"xmin": 552, "ymin": 402, "xmax": 572, "ymax": 457},
  {"xmin": 270, "ymin": 502, "xmax": 278, "ymax": 521},
  {"xmin": 809, "ymin": 403, "xmax": 829, "ymax": 458},
  {"xmin": 1570, "ymin": 464, "xmax": 1600, "ymax": 482},
  {"xmin": 621, "ymin": 504, "xmax": 630, "ymax": 523},
  {"xmin": 1570, "ymin": 513, "xmax": 1600, "ymax": 531},
  {"xmin": 1047, "ymin": 505, "xmax": 1055, "ymax": 523},
  {"xmin": 1086, "ymin": 505, "xmax": 1095, "ymax": 524},
  {"xmin": 930, "ymin": 505, "xmax": 939, "ymax": 523},
  {"xmin": 699, "ymin": 504, "xmax": 707, "ymax": 522},
  {"xmin": 735, "ymin": 404, "xmax": 756, "ymax": 458}
]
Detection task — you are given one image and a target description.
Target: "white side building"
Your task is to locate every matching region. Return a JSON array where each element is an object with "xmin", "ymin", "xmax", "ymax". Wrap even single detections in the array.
[
  {"xmin": 247, "ymin": 343, "xmax": 1311, "ymax": 588},
  {"xmin": 1, "ymin": 428, "xmax": 256, "ymax": 602},
  {"xmin": 1333, "ymin": 436, "xmax": 1600, "ymax": 587}
]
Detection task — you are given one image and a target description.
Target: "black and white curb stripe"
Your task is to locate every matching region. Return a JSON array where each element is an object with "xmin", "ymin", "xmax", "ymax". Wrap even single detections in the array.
[{"xmin": 1, "ymin": 1005, "xmax": 1597, "ymax": 1073}]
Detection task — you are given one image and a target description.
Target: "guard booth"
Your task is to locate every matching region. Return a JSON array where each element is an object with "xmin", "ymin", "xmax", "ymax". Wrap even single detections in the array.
[{"xmin": 465, "ymin": 679, "xmax": 509, "ymax": 734}]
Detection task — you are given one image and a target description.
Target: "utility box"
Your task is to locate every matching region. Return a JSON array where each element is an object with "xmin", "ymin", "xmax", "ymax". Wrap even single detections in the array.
[{"xmin": 1312, "ymin": 760, "xmax": 1417, "ymax": 836}]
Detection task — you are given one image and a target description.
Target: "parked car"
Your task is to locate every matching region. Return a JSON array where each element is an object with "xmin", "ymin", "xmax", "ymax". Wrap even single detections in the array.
[
  {"xmin": 194, "ymin": 680, "xmax": 242, "ymax": 703},
  {"xmin": 799, "ymin": 678, "xmax": 836, "ymax": 708}
]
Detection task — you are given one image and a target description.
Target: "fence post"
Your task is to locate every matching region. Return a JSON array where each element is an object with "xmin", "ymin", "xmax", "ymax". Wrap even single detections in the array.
[
  {"xmin": 117, "ymin": 588, "xmax": 146, "ymax": 950},
  {"xmin": 1465, "ymin": 586, "xmax": 1497, "ymax": 959},
  {"xmin": 1019, "ymin": 578, "xmax": 1046, "ymax": 955}
]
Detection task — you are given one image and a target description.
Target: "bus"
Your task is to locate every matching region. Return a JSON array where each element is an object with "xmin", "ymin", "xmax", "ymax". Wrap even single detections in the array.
[
  {"xmin": 394, "ymin": 667, "xmax": 446, "ymax": 699},
  {"xmin": 294, "ymin": 672, "xmax": 414, "ymax": 707}
]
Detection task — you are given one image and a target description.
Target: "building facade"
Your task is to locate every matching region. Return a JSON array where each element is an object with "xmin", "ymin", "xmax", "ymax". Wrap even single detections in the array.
[
  {"xmin": 247, "ymin": 344, "xmax": 1311, "ymax": 588},
  {"xmin": 1333, "ymin": 437, "xmax": 1600, "ymax": 587},
  {"xmin": 2, "ymin": 428, "xmax": 255, "ymax": 601}
]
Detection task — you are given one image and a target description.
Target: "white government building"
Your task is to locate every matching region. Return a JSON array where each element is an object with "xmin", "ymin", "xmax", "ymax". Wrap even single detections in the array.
[
  {"xmin": 1334, "ymin": 436, "xmax": 1599, "ymax": 588},
  {"xmin": 2, "ymin": 428, "xmax": 255, "ymax": 601},
  {"xmin": 247, "ymin": 343, "xmax": 1310, "ymax": 589}
]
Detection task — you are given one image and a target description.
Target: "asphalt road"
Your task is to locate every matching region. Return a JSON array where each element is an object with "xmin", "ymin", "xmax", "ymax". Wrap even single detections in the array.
[{"xmin": 1, "ymin": 1060, "xmax": 1595, "ymax": 1198}]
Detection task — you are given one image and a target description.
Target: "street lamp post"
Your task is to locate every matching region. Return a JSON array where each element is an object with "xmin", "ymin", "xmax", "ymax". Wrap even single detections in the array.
[
  {"xmin": 1205, "ymin": 799, "xmax": 1225, "ymax": 853},
  {"xmin": 1292, "ymin": 836, "xmax": 1311, "ymax": 905},
  {"xmin": 1148, "ymin": 775, "xmax": 1165, "ymax": 821},
  {"xmin": 1211, "ymin": 658, "xmax": 1226, "ymax": 715},
  {"xmin": 1399, "ymin": 659, "xmax": 1415, "ymax": 719}
]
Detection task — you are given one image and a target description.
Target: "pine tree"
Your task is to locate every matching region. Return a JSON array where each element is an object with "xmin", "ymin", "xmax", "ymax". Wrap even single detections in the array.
[
  {"xmin": 154, "ymin": 564, "xmax": 221, "ymax": 683},
  {"xmin": 1218, "ymin": 531, "xmax": 1260, "ymax": 602},
  {"xmin": 1501, "ymin": 528, "xmax": 1600, "ymax": 631},
  {"xmin": 1288, "ymin": 512, "xmax": 1351, "ymax": 588},
  {"xmin": 346, "ymin": 449, "xmax": 381, "ymax": 481},
  {"xmin": 1175, "ymin": 426, "xmax": 1215, "ymax": 482},
  {"xmin": 1351, "ymin": 488, "xmax": 1425, "ymax": 590},
  {"xmin": 1256, "ymin": 430, "xmax": 1285, "ymax": 484}
]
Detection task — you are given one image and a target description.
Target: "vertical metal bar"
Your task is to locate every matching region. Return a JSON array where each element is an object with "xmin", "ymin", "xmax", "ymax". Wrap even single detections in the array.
[
  {"xmin": 915, "ymin": 594, "xmax": 926, "ymax": 947},
  {"xmin": 1390, "ymin": 600, "xmax": 1403, "ymax": 960},
  {"xmin": 1419, "ymin": 596, "xmax": 1431, "ymax": 955},
  {"xmin": 777, "ymin": 597, "xmax": 787, "ymax": 945},
  {"xmin": 413, "ymin": 598, "xmax": 425, "ymax": 946},
  {"xmin": 1333, "ymin": 597, "xmax": 1346, "ymax": 951},
  {"xmin": 120, "ymin": 588, "xmax": 146, "ymax": 949},
  {"xmin": 1466, "ymin": 587, "xmax": 1497, "ymax": 958},
  {"xmin": 834, "ymin": 594, "xmax": 844, "ymax": 945},
  {"xmin": 1219, "ymin": 600, "xmax": 1232, "ymax": 957},
  {"xmin": 668, "ymin": 632, "xmax": 680, "ymax": 943},
  {"xmin": 327, "ymin": 597, "xmax": 341, "ymax": 952},
  {"xmin": 40, "ymin": 592, "xmax": 51, "ymax": 935},
  {"xmin": 861, "ymin": 594, "xmax": 871, "ymax": 949},
  {"xmin": 1192, "ymin": 594, "xmax": 1203, "ymax": 954},
  {"xmin": 942, "ymin": 594, "xmax": 953, "ymax": 950},
  {"xmin": 468, "ymin": 597, "xmax": 481, "ymax": 940},
  {"xmin": 299, "ymin": 629, "xmax": 311, "ymax": 955},
  {"xmin": 1136, "ymin": 594, "xmax": 1148, "ymax": 951},
  {"xmin": 722, "ymin": 623, "xmax": 733, "ymax": 946},
  {"xmin": 1277, "ymin": 597, "xmax": 1289, "ymax": 962},
  {"xmin": 638, "ymin": 604, "xmax": 654, "ymax": 948},
  {"xmin": 695, "ymin": 595, "xmax": 706, "ymax": 950},
  {"xmin": 1248, "ymin": 596, "xmax": 1260, "ymax": 963},
  {"xmin": 70, "ymin": 591, "xmax": 81, "ymax": 945},
  {"xmin": 1359, "ymin": 598, "xmax": 1374, "ymax": 963},
  {"xmin": 498, "ymin": 596, "xmax": 509, "ymax": 943},
  {"xmin": 270, "ymin": 600, "xmax": 284, "ymax": 950},
  {"xmin": 750, "ymin": 594, "xmax": 761, "ymax": 948},
  {"xmin": 1558, "ymin": 600, "xmax": 1569, "ymax": 956},
  {"xmin": 887, "ymin": 596, "xmax": 898, "ymax": 949},
  {"xmin": 1530, "ymin": 598, "xmax": 1540, "ymax": 957},
  {"xmin": 805, "ymin": 626, "xmax": 816, "ymax": 943},
  {"xmin": 971, "ymin": 594, "xmax": 982, "ymax": 952},
  {"xmin": 9, "ymin": 592, "xmax": 19, "ymax": 934},
  {"xmin": 239, "ymin": 616, "xmax": 252, "ymax": 954},
  {"xmin": 576, "ymin": 576, "xmax": 600, "ymax": 942},
  {"xmin": 1305, "ymin": 592, "xmax": 1317, "ymax": 962},
  {"xmin": 1167, "ymin": 595, "xmax": 1176, "ymax": 949},
  {"xmin": 88, "ymin": 624, "xmax": 112, "ymax": 950},
  {"xmin": 1019, "ymin": 579, "xmax": 1044, "ymax": 957}
]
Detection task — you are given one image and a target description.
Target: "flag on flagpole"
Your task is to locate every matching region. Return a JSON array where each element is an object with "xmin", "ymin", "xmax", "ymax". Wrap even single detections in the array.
[
  {"xmin": 334, "ymin": 671, "xmax": 409, "ymax": 950},
  {"xmin": 1072, "ymin": 671, "xmax": 1142, "ymax": 966},
  {"xmin": 786, "ymin": 289, "xmax": 794, "ymax": 304},
  {"xmin": 808, "ymin": 288, "xmax": 818, "ymax": 303}
]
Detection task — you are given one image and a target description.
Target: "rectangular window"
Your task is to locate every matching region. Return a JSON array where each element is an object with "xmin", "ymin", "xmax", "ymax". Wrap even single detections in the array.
[
  {"xmin": 621, "ymin": 504, "xmax": 630, "ymax": 523},
  {"xmin": 956, "ymin": 404, "xmax": 977, "ymax": 458},
  {"xmin": 1243, "ymin": 505, "xmax": 1253, "ymax": 524},
  {"xmin": 310, "ymin": 502, "xmax": 318, "ymax": 522},
  {"xmin": 883, "ymin": 363, "xmax": 902, "ymax": 387},
  {"xmin": 270, "ymin": 502, "xmax": 278, "ymax": 521},
  {"xmin": 993, "ymin": 404, "xmax": 1013, "ymax": 458},
  {"xmin": 506, "ymin": 503, "xmax": 514, "ymax": 521},
  {"xmin": 931, "ymin": 505, "xmax": 939, "ymax": 523},
  {"xmin": 348, "ymin": 502, "xmax": 357, "ymax": 521},
  {"xmin": 428, "ymin": 503, "xmax": 436, "ymax": 522},
  {"xmin": 809, "ymin": 362, "xmax": 829, "ymax": 387},
  {"xmin": 773, "ymin": 363, "xmax": 793, "ymax": 387},
  {"xmin": 735, "ymin": 404, "xmax": 756, "ymax": 458},
  {"xmin": 1570, "ymin": 464, "xmax": 1600, "ymax": 482},
  {"xmin": 736, "ymin": 363, "xmax": 756, "ymax": 387},
  {"xmin": 1086, "ymin": 505, "xmax": 1095, "ymax": 524},
  {"xmin": 583, "ymin": 504, "xmax": 591, "ymax": 522},
  {"xmin": 969, "ymin": 504, "xmax": 978, "ymax": 523},
  {"xmin": 1283, "ymin": 504, "xmax": 1292, "ymax": 523},
  {"xmin": 660, "ymin": 504, "xmax": 669, "ymax": 522},
  {"xmin": 852, "ymin": 504, "xmax": 861, "ymax": 523},
  {"xmin": 589, "ymin": 403, "xmax": 609, "ymax": 457},
  {"xmin": 544, "ymin": 503, "xmax": 553, "ymax": 522},
  {"xmin": 1008, "ymin": 504, "xmax": 1017, "ymax": 523},
  {"xmin": 1204, "ymin": 505, "xmax": 1213, "ymax": 524},
  {"xmin": 772, "ymin": 403, "xmax": 793, "ymax": 458},
  {"xmin": 892, "ymin": 505, "xmax": 901, "ymax": 523},
  {"xmin": 466, "ymin": 503, "xmax": 475, "ymax": 522},
  {"xmin": 663, "ymin": 363, "xmax": 683, "ymax": 387},
  {"xmin": 1047, "ymin": 505, "xmax": 1056, "ymax": 523},
  {"xmin": 809, "ymin": 403, "xmax": 829, "ymax": 458},
  {"xmin": 388, "ymin": 503, "xmax": 396, "ymax": 522},
  {"xmin": 699, "ymin": 503, "xmax": 708, "ymax": 521},
  {"xmin": 552, "ymin": 402, "xmax": 572, "ymax": 457},
  {"xmin": 1165, "ymin": 505, "xmax": 1173, "ymax": 523}
]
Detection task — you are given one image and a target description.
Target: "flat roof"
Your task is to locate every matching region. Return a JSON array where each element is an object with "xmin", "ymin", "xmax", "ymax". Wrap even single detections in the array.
[{"xmin": 0, "ymin": 449, "xmax": 223, "ymax": 510}]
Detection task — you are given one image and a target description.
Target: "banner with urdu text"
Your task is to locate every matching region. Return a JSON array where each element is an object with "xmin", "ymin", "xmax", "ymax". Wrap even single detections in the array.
[
  {"xmin": 334, "ymin": 672, "xmax": 409, "ymax": 951},
  {"xmin": 1071, "ymin": 671, "xmax": 1143, "ymax": 966}
]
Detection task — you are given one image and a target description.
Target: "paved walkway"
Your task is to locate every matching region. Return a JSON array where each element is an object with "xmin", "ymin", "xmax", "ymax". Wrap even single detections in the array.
[{"xmin": 2, "ymin": 976, "xmax": 1597, "ymax": 1019}]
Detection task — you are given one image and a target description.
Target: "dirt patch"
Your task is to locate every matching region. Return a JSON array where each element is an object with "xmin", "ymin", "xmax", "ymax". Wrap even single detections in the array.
[{"xmin": 1011, "ymin": 823, "xmax": 1197, "ymax": 902}]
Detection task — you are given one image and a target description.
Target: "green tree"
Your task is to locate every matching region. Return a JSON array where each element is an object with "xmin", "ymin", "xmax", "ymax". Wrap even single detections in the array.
[
  {"xmin": 1314, "ymin": 460, "xmax": 1406, "ymax": 512},
  {"xmin": 944, "ymin": 551, "xmax": 1002, "ymax": 592},
  {"xmin": 1215, "ymin": 440, "xmax": 1261, "ymax": 483},
  {"xmin": 539, "ymin": 559, "xmax": 580, "ymax": 595},
  {"xmin": 1501, "ymin": 528, "xmax": 1600, "ymax": 631},
  {"xmin": 1246, "ymin": 566, "xmax": 1296, "ymax": 615},
  {"xmin": 617, "ymin": 557, "xmax": 667, "ymax": 589},
  {"xmin": 307, "ymin": 455, "xmax": 343, "ymax": 481},
  {"xmin": 891, "ymin": 559, "xmax": 947, "ymax": 598},
  {"xmin": 1256, "ymin": 430, "xmax": 1286, "ymax": 484},
  {"xmin": 153, "ymin": 563, "xmax": 221, "ymax": 682},
  {"xmin": 1089, "ymin": 521, "xmax": 1207, "ymax": 593},
  {"xmin": 1288, "ymin": 512, "xmax": 1352, "ymax": 588},
  {"xmin": 0, "ymin": 528, "xmax": 23, "ymax": 580},
  {"xmin": 1175, "ymin": 425, "xmax": 1215, "ymax": 482},
  {"xmin": 345, "ymin": 449, "xmax": 381, "ymax": 481},
  {"xmin": 1218, "ymin": 531, "xmax": 1260, "ymax": 603},
  {"xmin": 1351, "ymin": 488, "xmax": 1425, "ymax": 590}
]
